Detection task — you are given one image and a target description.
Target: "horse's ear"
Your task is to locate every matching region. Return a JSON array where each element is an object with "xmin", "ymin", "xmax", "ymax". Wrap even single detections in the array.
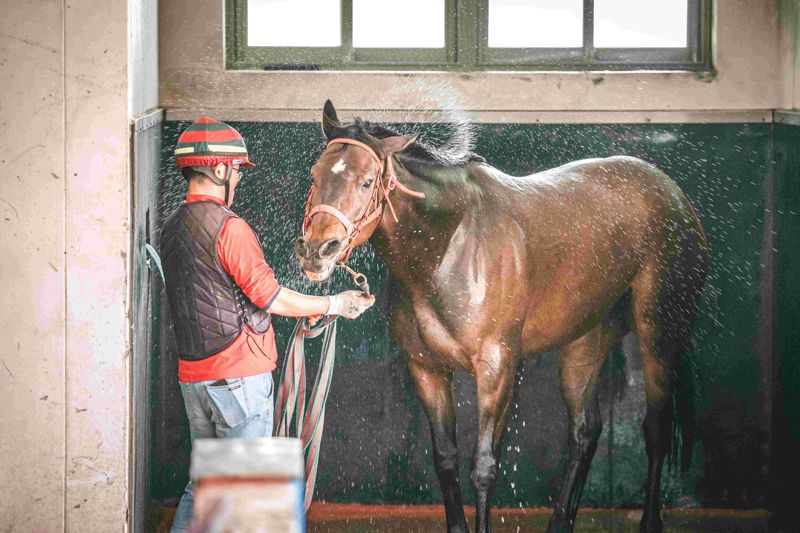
[
  {"xmin": 382, "ymin": 135, "xmax": 417, "ymax": 156},
  {"xmin": 322, "ymin": 99, "xmax": 341, "ymax": 139}
]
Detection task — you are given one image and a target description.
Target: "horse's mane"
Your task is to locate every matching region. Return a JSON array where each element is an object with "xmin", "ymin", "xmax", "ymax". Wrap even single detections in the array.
[{"xmin": 329, "ymin": 118, "xmax": 485, "ymax": 168}]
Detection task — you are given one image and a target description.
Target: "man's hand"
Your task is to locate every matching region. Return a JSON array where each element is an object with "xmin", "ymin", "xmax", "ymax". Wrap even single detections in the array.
[
  {"xmin": 307, "ymin": 314, "xmax": 323, "ymax": 326},
  {"xmin": 327, "ymin": 290, "xmax": 376, "ymax": 319}
]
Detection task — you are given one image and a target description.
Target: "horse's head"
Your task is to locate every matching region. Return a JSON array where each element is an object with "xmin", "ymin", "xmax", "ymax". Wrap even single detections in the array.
[{"xmin": 295, "ymin": 100, "xmax": 416, "ymax": 282}]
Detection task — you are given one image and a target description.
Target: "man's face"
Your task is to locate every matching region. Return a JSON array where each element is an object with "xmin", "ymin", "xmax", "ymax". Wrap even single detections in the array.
[
  {"xmin": 228, "ymin": 165, "xmax": 242, "ymax": 206},
  {"xmin": 213, "ymin": 163, "xmax": 243, "ymax": 206}
]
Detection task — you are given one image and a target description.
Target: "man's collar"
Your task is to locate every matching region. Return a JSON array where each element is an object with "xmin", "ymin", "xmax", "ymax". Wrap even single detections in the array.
[{"xmin": 186, "ymin": 194, "xmax": 225, "ymax": 205}]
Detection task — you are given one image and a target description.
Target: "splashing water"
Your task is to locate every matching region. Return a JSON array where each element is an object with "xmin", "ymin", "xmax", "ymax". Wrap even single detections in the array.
[
  {"xmin": 154, "ymin": 86, "xmax": 786, "ymax": 512},
  {"xmin": 381, "ymin": 77, "xmax": 479, "ymax": 167}
]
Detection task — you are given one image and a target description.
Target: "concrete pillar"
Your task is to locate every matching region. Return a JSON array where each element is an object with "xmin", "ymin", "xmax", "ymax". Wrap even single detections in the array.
[
  {"xmin": 63, "ymin": 0, "xmax": 131, "ymax": 529},
  {"xmin": 0, "ymin": 0, "xmax": 67, "ymax": 529},
  {"xmin": 0, "ymin": 0, "xmax": 157, "ymax": 530}
]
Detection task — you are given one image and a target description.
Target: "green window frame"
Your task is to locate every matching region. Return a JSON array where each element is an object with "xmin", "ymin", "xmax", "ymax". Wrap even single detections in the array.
[{"xmin": 226, "ymin": 0, "xmax": 712, "ymax": 71}]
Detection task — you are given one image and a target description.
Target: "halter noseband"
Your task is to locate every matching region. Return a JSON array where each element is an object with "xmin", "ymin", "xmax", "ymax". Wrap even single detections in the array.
[{"xmin": 303, "ymin": 137, "xmax": 426, "ymax": 265}]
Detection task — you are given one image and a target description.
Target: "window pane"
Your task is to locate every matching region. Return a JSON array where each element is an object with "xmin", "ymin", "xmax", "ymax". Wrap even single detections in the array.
[
  {"xmin": 595, "ymin": 0, "xmax": 687, "ymax": 48},
  {"xmin": 353, "ymin": 0, "xmax": 445, "ymax": 48},
  {"xmin": 488, "ymin": 0, "xmax": 583, "ymax": 48},
  {"xmin": 247, "ymin": 0, "xmax": 340, "ymax": 47}
]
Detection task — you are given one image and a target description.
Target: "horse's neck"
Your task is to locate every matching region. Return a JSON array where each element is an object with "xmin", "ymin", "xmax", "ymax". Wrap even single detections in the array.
[
  {"xmin": 372, "ymin": 160, "xmax": 474, "ymax": 291},
  {"xmin": 396, "ymin": 156, "xmax": 482, "ymax": 211}
]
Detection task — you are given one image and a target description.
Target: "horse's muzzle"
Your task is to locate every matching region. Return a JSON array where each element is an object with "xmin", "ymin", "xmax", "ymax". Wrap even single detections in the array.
[
  {"xmin": 295, "ymin": 236, "xmax": 342, "ymax": 282},
  {"xmin": 294, "ymin": 237, "xmax": 344, "ymax": 261}
]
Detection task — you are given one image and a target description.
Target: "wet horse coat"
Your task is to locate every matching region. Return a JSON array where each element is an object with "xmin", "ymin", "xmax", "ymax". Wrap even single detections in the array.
[{"xmin": 297, "ymin": 101, "xmax": 709, "ymax": 533}]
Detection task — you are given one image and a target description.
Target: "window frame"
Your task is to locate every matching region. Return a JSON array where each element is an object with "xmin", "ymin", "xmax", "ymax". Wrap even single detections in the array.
[
  {"xmin": 226, "ymin": 0, "xmax": 458, "ymax": 69},
  {"xmin": 226, "ymin": 0, "xmax": 712, "ymax": 71}
]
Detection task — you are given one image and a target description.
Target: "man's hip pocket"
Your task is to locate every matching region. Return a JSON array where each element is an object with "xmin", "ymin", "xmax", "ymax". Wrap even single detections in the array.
[{"xmin": 206, "ymin": 379, "xmax": 250, "ymax": 428}]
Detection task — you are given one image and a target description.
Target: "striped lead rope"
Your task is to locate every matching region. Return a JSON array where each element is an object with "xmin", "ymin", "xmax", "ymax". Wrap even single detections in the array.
[{"xmin": 273, "ymin": 315, "xmax": 338, "ymax": 512}]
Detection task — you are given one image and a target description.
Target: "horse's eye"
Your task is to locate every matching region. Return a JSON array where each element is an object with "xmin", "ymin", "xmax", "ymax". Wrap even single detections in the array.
[{"xmin": 361, "ymin": 179, "xmax": 373, "ymax": 190}]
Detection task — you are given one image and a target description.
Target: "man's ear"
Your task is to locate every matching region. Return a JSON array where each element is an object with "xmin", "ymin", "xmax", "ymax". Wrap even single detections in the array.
[
  {"xmin": 213, "ymin": 162, "xmax": 227, "ymax": 181},
  {"xmin": 381, "ymin": 135, "xmax": 417, "ymax": 156},
  {"xmin": 322, "ymin": 99, "xmax": 341, "ymax": 140}
]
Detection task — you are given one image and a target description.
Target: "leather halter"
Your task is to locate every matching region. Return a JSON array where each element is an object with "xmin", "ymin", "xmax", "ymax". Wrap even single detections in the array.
[{"xmin": 303, "ymin": 137, "xmax": 426, "ymax": 264}]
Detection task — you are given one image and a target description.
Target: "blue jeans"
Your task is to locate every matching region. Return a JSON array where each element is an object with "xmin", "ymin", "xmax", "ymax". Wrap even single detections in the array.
[{"xmin": 170, "ymin": 371, "xmax": 274, "ymax": 533}]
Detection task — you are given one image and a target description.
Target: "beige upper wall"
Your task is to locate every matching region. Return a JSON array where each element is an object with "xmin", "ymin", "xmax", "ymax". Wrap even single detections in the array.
[
  {"xmin": 0, "ymin": 0, "xmax": 141, "ymax": 530},
  {"xmin": 161, "ymin": 0, "xmax": 788, "ymax": 122}
]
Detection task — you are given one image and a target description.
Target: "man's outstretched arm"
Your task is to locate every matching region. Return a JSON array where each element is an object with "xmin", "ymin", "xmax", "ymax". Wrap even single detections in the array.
[{"xmin": 219, "ymin": 217, "xmax": 374, "ymax": 319}]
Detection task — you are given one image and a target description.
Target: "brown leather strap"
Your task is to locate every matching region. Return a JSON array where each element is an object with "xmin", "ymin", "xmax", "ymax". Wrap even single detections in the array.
[{"xmin": 306, "ymin": 204, "xmax": 355, "ymax": 236}]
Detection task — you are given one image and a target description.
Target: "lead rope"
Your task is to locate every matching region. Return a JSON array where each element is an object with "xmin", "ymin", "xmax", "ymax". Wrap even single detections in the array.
[
  {"xmin": 273, "ymin": 274, "xmax": 369, "ymax": 512},
  {"xmin": 273, "ymin": 314, "xmax": 338, "ymax": 511}
]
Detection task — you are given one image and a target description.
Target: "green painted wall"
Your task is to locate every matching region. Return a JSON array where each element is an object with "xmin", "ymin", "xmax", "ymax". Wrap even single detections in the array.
[
  {"xmin": 771, "ymin": 123, "xmax": 800, "ymax": 528},
  {"xmin": 151, "ymin": 120, "xmax": 792, "ymax": 511}
]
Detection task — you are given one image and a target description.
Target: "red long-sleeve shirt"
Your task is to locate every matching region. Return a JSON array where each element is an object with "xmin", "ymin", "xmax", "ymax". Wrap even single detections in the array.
[{"xmin": 178, "ymin": 194, "xmax": 282, "ymax": 383}]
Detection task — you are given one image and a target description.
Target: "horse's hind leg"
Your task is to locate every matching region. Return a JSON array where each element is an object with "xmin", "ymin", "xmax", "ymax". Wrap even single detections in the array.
[
  {"xmin": 632, "ymin": 256, "xmax": 703, "ymax": 533},
  {"xmin": 547, "ymin": 311, "xmax": 627, "ymax": 533},
  {"xmin": 407, "ymin": 359, "xmax": 469, "ymax": 533}
]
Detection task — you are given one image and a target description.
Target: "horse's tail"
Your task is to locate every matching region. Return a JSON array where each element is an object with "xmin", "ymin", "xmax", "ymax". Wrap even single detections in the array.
[
  {"xmin": 667, "ymin": 192, "xmax": 707, "ymax": 475},
  {"xmin": 669, "ymin": 339, "xmax": 698, "ymax": 474}
]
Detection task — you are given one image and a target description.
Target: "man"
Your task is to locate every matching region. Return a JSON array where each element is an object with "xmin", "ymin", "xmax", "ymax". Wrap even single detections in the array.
[{"xmin": 161, "ymin": 118, "xmax": 374, "ymax": 532}]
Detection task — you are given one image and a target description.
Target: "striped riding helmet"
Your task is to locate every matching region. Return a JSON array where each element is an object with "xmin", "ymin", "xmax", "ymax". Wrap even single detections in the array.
[{"xmin": 174, "ymin": 117, "xmax": 255, "ymax": 169}]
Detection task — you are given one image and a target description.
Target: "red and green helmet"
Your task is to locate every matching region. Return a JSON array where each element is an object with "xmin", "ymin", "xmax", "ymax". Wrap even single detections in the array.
[{"xmin": 174, "ymin": 117, "xmax": 255, "ymax": 169}]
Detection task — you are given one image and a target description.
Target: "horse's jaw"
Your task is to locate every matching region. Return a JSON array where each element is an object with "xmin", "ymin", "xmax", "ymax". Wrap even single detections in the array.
[{"xmin": 300, "ymin": 261, "xmax": 337, "ymax": 283}]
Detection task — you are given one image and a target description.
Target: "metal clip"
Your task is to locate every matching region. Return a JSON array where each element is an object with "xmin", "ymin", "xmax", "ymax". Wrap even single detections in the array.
[
  {"xmin": 353, "ymin": 272, "xmax": 370, "ymax": 296},
  {"xmin": 337, "ymin": 262, "xmax": 371, "ymax": 296}
]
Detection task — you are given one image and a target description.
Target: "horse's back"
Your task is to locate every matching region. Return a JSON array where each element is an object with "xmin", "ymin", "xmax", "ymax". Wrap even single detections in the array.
[
  {"xmin": 471, "ymin": 154, "xmax": 707, "ymax": 276},
  {"xmin": 519, "ymin": 155, "xmax": 706, "ymax": 247},
  {"xmin": 478, "ymin": 155, "xmax": 709, "ymax": 353}
]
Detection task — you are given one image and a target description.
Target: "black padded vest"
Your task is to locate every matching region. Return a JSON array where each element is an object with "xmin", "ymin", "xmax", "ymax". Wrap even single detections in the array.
[{"xmin": 160, "ymin": 201, "xmax": 272, "ymax": 361}]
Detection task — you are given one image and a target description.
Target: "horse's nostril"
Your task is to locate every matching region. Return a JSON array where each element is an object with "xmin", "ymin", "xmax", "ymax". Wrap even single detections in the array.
[
  {"xmin": 318, "ymin": 239, "xmax": 343, "ymax": 259},
  {"xmin": 295, "ymin": 237, "xmax": 311, "ymax": 259}
]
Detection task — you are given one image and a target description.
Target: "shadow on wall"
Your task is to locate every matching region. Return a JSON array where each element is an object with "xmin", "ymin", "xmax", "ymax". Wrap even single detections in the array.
[{"xmin": 151, "ymin": 121, "xmax": 781, "ymax": 510}]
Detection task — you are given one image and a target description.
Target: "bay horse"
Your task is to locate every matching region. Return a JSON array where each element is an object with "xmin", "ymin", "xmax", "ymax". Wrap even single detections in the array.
[{"xmin": 295, "ymin": 100, "xmax": 708, "ymax": 533}]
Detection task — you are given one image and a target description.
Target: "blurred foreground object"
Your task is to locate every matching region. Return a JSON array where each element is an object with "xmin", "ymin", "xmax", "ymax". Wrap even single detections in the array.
[{"xmin": 190, "ymin": 437, "xmax": 305, "ymax": 533}]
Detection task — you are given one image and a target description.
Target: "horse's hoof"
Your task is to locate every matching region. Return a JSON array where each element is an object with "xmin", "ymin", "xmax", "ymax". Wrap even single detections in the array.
[
  {"xmin": 639, "ymin": 514, "xmax": 664, "ymax": 533},
  {"xmin": 546, "ymin": 513, "xmax": 574, "ymax": 533},
  {"xmin": 447, "ymin": 521, "xmax": 470, "ymax": 533}
]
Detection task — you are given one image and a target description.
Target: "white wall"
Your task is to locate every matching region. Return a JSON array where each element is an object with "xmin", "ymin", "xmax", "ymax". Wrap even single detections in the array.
[
  {"xmin": 0, "ymin": 0, "xmax": 156, "ymax": 530},
  {"xmin": 161, "ymin": 0, "xmax": 785, "ymax": 123}
]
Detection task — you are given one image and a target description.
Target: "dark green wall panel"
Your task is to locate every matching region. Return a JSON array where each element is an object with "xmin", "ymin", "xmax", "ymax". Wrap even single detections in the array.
[
  {"xmin": 770, "ymin": 123, "xmax": 800, "ymax": 528},
  {"xmin": 151, "ymin": 120, "xmax": 790, "ymax": 511}
]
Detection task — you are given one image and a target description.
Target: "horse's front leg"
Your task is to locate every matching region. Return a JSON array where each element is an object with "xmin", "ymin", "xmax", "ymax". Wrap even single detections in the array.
[
  {"xmin": 472, "ymin": 340, "xmax": 518, "ymax": 533},
  {"xmin": 407, "ymin": 358, "xmax": 470, "ymax": 533}
]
